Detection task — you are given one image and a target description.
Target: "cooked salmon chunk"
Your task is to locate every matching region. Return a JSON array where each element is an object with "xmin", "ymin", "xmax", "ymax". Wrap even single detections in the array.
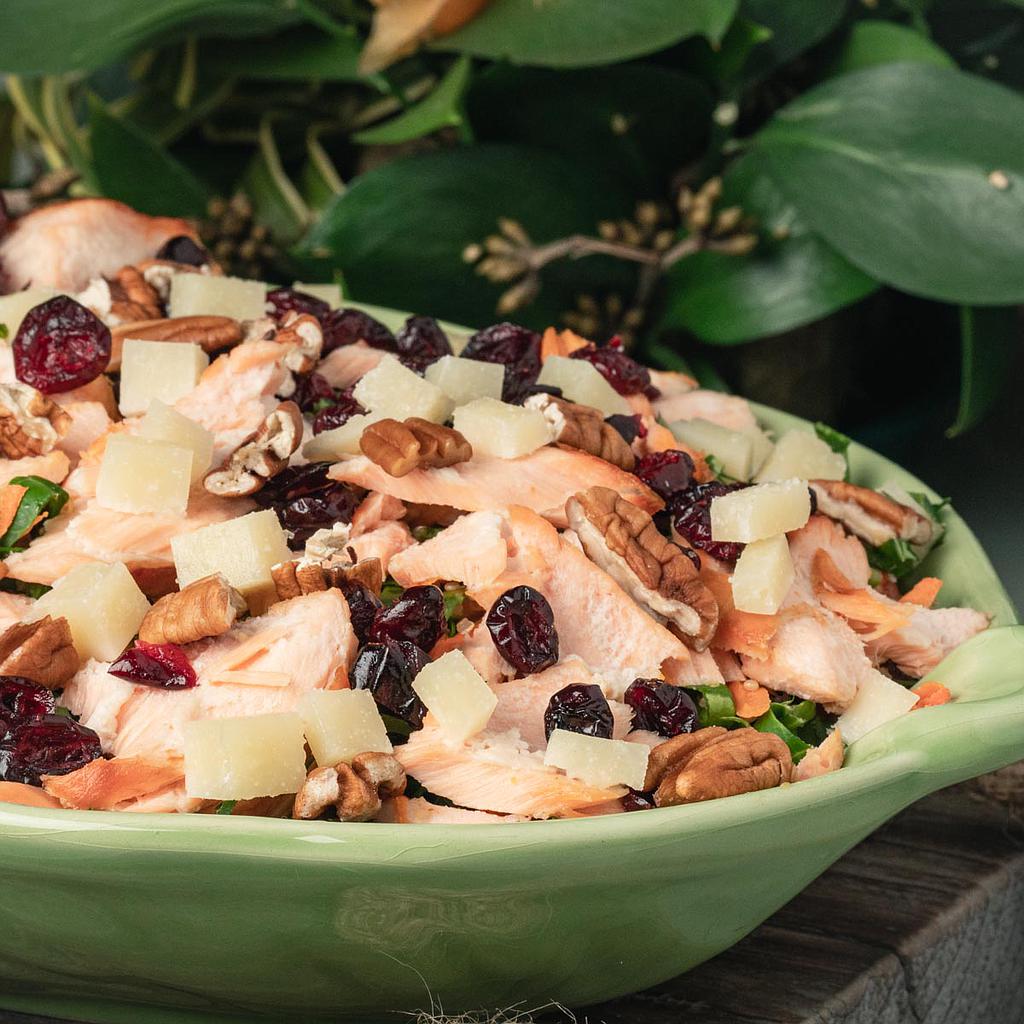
[{"xmin": 317, "ymin": 342, "xmax": 385, "ymax": 390}]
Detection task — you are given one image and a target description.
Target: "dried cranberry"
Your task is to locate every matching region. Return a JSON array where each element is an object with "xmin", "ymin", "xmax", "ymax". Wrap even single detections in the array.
[
  {"xmin": 635, "ymin": 450, "xmax": 695, "ymax": 503},
  {"xmin": 0, "ymin": 715, "xmax": 102, "ymax": 785},
  {"xmin": 0, "ymin": 677, "xmax": 56, "ymax": 736},
  {"xmin": 322, "ymin": 308, "xmax": 396, "ymax": 355},
  {"xmin": 288, "ymin": 372, "xmax": 334, "ymax": 414},
  {"xmin": 571, "ymin": 341, "xmax": 659, "ymax": 399},
  {"xmin": 624, "ymin": 679, "xmax": 698, "ymax": 737},
  {"xmin": 486, "ymin": 585, "xmax": 559, "ymax": 675},
  {"xmin": 312, "ymin": 388, "xmax": 364, "ymax": 435},
  {"xmin": 395, "ymin": 316, "xmax": 451, "ymax": 372},
  {"xmin": 267, "ymin": 287, "xmax": 330, "ymax": 324},
  {"xmin": 256, "ymin": 462, "xmax": 332, "ymax": 503},
  {"xmin": 109, "ymin": 641, "xmax": 197, "ymax": 689},
  {"xmin": 543, "ymin": 683, "xmax": 613, "ymax": 741},
  {"xmin": 254, "ymin": 464, "xmax": 362, "ymax": 548},
  {"xmin": 14, "ymin": 295, "xmax": 111, "ymax": 394},
  {"xmin": 351, "ymin": 639, "xmax": 429, "ymax": 729},
  {"xmin": 155, "ymin": 235, "xmax": 210, "ymax": 266},
  {"xmin": 606, "ymin": 413, "xmax": 641, "ymax": 445},
  {"xmin": 621, "ymin": 789, "xmax": 655, "ymax": 812},
  {"xmin": 671, "ymin": 480, "xmax": 745, "ymax": 563},
  {"xmin": 370, "ymin": 584, "xmax": 446, "ymax": 652},
  {"xmin": 461, "ymin": 322, "xmax": 541, "ymax": 404},
  {"xmin": 341, "ymin": 583, "xmax": 383, "ymax": 645}
]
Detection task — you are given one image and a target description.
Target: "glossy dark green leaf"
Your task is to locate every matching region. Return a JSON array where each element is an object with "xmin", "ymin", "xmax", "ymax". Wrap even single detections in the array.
[
  {"xmin": 739, "ymin": 0, "xmax": 848, "ymax": 79},
  {"xmin": 686, "ymin": 684, "xmax": 746, "ymax": 729},
  {"xmin": 660, "ymin": 152, "xmax": 877, "ymax": 344},
  {"xmin": 206, "ymin": 26, "xmax": 372, "ymax": 84},
  {"xmin": 355, "ymin": 57, "xmax": 472, "ymax": 145},
  {"xmin": 755, "ymin": 64, "xmax": 1024, "ymax": 304},
  {"xmin": 0, "ymin": 0, "xmax": 314, "ymax": 74},
  {"xmin": 0, "ymin": 476, "xmax": 69, "ymax": 555},
  {"xmin": 437, "ymin": 0, "xmax": 739, "ymax": 68},
  {"xmin": 89, "ymin": 99, "xmax": 209, "ymax": 218},
  {"xmin": 947, "ymin": 305, "xmax": 1020, "ymax": 437},
  {"xmin": 297, "ymin": 144, "xmax": 634, "ymax": 330},
  {"xmin": 466, "ymin": 64, "xmax": 713, "ymax": 192},
  {"xmin": 754, "ymin": 705, "xmax": 810, "ymax": 761},
  {"xmin": 831, "ymin": 20, "xmax": 954, "ymax": 76}
]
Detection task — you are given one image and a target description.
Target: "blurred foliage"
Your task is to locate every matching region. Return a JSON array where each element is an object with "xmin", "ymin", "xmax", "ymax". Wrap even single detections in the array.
[{"xmin": 1, "ymin": 0, "xmax": 1022, "ymax": 433}]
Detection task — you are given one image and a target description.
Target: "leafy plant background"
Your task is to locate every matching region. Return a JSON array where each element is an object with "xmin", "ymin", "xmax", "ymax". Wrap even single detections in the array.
[{"xmin": 0, "ymin": 0, "xmax": 1022, "ymax": 452}]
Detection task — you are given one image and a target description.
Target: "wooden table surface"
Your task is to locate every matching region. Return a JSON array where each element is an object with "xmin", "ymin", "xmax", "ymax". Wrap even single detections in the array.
[{"xmin": 2, "ymin": 781, "xmax": 1021, "ymax": 1024}]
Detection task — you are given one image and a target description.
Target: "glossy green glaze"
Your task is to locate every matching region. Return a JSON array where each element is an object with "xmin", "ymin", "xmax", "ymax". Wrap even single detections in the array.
[{"xmin": 0, "ymin": 336, "xmax": 1020, "ymax": 1023}]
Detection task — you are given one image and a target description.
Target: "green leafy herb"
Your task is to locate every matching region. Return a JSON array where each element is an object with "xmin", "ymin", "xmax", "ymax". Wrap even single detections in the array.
[
  {"xmin": 0, "ymin": 324, "xmax": 8, "ymax": 341},
  {"xmin": 0, "ymin": 476, "xmax": 69, "ymax": 556},
  {"xmin": 443, "ymin": 585, "xmax": 466, "ymax": 636},
  {"xmin": 403, "ymin": 774, "xmax": 455, "ymax": 807},
  {"xmin": 754, "ymin": 705, "xmax": 808, "ymax": 761},
  {"xmin": 412, "ymin": 524, "xmax": 444, "ymax": 543},
  {"xmin": 310, "ymin": 397, "xmax": 336, "ymax": 414},
  {"xmin": 0, "ymin": 578, "xmax": 52, "ymax": 600},
  {"xmin": 379, "ymin": 577, "xmax": 404, "ymax": 606},
  {"xmin": 685, "ymin": 683, "xmax": 747, "ymax": 729},
  {"xmin": 908, "ymin": 491, "xmax": 949, "ymax": 524},
  {"xmin": 867, "ymin": 538, "xmax": 920, "ymax": 579},
  {"xmin": 814, "ymin": 421, "xmax": 851, "ymax": 457},
  {"xmin": 380, "ymin": 713, "xmax": 413, "ymax": 740},
  {"xmin": 215, "ymin": 800, "xmax": 238, "ymax": 815}
]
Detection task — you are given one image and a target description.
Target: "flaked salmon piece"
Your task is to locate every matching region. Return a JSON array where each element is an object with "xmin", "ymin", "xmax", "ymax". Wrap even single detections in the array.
[
  {"xmin": 811, "ymin": 552, "xmax": 914, "ymax": 642},
  {"xmin": 662, "ymin": 647, "xmax": 725, "ymax": 687},
  {"xmin": 351, "ymin": 491, "xmax": 405, "ymax": 534},
  {"xmin": 0, "ymin": 592, "xmax": 33, "ymax": 631},
  {"xmin": 346, "ymin": 521, "xmax": 415, "ymax": 574},
  {"xmin": 390, "ymin": 510, "xmax": 510, "ymax": 590},
  {"xmin": 4, "ymin": 488, "xmax": 249, "ymax": 586},
  {"xmin": 54, "ymin": 376, "xmax": 120, "ymax": 420},
  {"xmin": 175, "ymin": 340, "xmax": 292, "ymax": 464},
  {"xmin": 317, "ymin": 341, "xmax": 384, "ymax": 390},
  {"xmin": 0, "ymin": 781, "xmax": 62, "ymax": 809},
  {"xmin": 379, "ymin": 795, "xmax": 528, "ymax": 824},
  {"xmin": 0, "ymin": 199, "xmax": 193, "ymax": 293},
  {"xmin": 794, "ymin": 729, "xmax": 845, "ymax": 783},
  {"xmin": 42, "ymin": 756, "xmax": 184, "ymax": 810},
  {"xmin": 456, "ymin": 621, "xmax": 513, "ymax": 684},
  {"xmin": 0, "ymin": 450, "xmax": 70, "ymax": 486},
  {"xmin": 787, "ymin": 515, "xmax": 870, "ymax": 606},
  {"xmin": 395, "ymin": 722, "xmax": 624, "ymax": 819},
  {"xmin": 711, "ymin": 649, "xmax": 746, "ymax": 683},
  {"xmin": 329, "ymin": 447, "xmax": 661, "ymax": 529},
  {"xmin": 653, "ymin": 388, "xmax": 757, "ymax": 432},
  {"xmin": 866, "ymin": 604, "xmax": 990, "ymax": 679},
  {"xmin": 648, "ymin": 368, "xmax": 698, "ymax": 398},
  {"xmin": 702, "ymin": 569, "xmax": 778, "ymax": 661},
  {"xmin": 55, "ymin": 401, "xmax": 113, "ymax": 463}
]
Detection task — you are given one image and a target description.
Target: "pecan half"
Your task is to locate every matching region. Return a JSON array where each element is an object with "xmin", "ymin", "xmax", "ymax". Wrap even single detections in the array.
[
  {"xmin": 0, "ymin": 615, "xmax": 77, "ymax": 688},
  {"xmin": 204, "ymin": 402, "xmax": 303, "ymax": 497},
  {"xmin": 524, "ymin": 393, "xmax": 635, "ymax": 471},
  {"xmin": 139, "ymin": 573, "xmax": 246, "ymax": 645},
  {"xmin": 292, "ymin": 752, "xmax": 406, "ymax": 821},
  {"xmin": 645, "ymin": 727, "xmax": 792, "ymax": 807},
  {"xmin": 809, "ymin": 480, "xmax": 934, "ymax": 548},
  {"xmin": 566, "ymin": 486, "xmax": 718, "ymax": 650},
  {"xmin": 272, "ymin": 556, "xmax": 384, "ymax": 602},
  {"xmin": 109, "ymin": 265, "xmax": 163, "ymax": 321},
  {"xmin": 109, "ymin": 315, "xmax": 243, "ymax": 370},
  {"xmin": 360, "ymin": 418, "xmax": 472, "ymax": 477},
  {"xmin": 274, "ymin": 312, "xmax": 323, "ymax": 375},
  {"xmin": 0, "ymin": 382, "xmax": 71, "ymax": 458}
]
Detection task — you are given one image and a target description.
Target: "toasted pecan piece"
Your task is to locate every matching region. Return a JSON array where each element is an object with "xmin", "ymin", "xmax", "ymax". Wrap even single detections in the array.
[
  {"xmin": 274, "ymin": 312, "xmax": 323, "ymax": 375},
  {"xmin": 525, "ymin": 393, "xmax": 634, "ymax": 470},
  {"xmin": 139, "ymin": 573, "xmax": 246, "ymax": 646},
  {"xmin": 108, "ymin": 315, "xmax": 242, "ymax": 370},
  {"xmin": 0, "ymin": 615, "xmax": 78, "ymax": 688},
  {"xmin": 0, "ymin": 382, "xmax": 71, "ymax": 458},
  {"xmin": 272, "ymin": 557, "xmax": 384, "ymax": 602},
  {"xmin": 360, "ymin": 417, "xmax": 472, "ymax": 477},
  {"xmin": 108, "ymin": 265, "xmax": 163, "ymax": 321},
  {"xmin": 566, "ymin": 485, "xmax": 718, "ymax": 650},
  {"xmin": 809, "ymin": 480, "xmax": 934, "ymax": 548},
  {"xmin": 204, "ymin": 401, "xmax": 303, "ymax": 497},
  {"xmin": 292, "ymin": 752, "xmax": 406, "ymax": 821}
]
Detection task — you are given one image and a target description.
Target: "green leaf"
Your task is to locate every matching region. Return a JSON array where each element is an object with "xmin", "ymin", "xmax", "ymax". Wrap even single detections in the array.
[
  {"xmin": 443, "ymin": 585, "xmax": 466, "ymax": 636},
  {"xmin": 0, "ymin": 476, "xmax": 69, "ymax": 556},
  {"xmin": 754, "ymin": 705, "xmax": 810, "ymax": 761},
  {"xmin": 355, "ymin": 57, "xmax": 472, "ymax": 145},
  {"xmin": 466, "ymin": 64, "xmax": 713, "ymax": 193},
  {"xmin": 831, "ymin": 20, "xmax": 954, "ymax": 76},
  {"xmin": 685, "ymin": 684, "xmax": 746, "ymax": 729},
  {"xmin": 380, "ymin": 577, "xmax": 404, "ymax": 606},
  {"xmin": 0, "ymin": 325, "xmax": 7, "ymax": 341},
  {"xmin": 89, "ymin": 98, "xmax": 210, "ymax": 218},
  {"xmin": 0, "ymin": 0, "xmax": 315, "ymax": 74},
  {"xmin": 437, "ymin": 0, "xmax": 739, "ymax": 68},
  {"xmin": 660, "ymin": 151, "xmax": 877, "ymax": 344},
  {"xmin": 241, "ymin": 118, "xmax": 310, "ymax": 244},
  {"xmin": 0, "ymin": 578, "xmax": 51, "ymax": 600},
  {"xmin": 948, "ymin": 305, "xmax": 1019, "ymax": 437},
  {"xmin": 814, "ymin": 421, "xmax": 851, "ymax": 457},
  {"xmin": 739, "ymin": 0, "xmax": 848, "ymax": 79},
  {"xmin": 755, "ymin": 64, "xmax": 1024, "ymax": 305},
  {"xmin": 298, "ymin": 129, "xmax": 345, "ymax": 213},
  {"xmin": 215, "ymin": 800, "xmax": 237, "ymax": 815},
  {"xmin": 867, "ymin": 538, "xmax": 921, "ymax": 579},
  {"xmin": 297, "ymin": 144, "xmax": 633, "ymax": 331}
]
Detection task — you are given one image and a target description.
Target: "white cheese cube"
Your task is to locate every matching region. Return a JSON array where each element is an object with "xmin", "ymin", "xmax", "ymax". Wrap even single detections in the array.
[
  {"xmin": 537, "ymin": 355, "xmax": 631, "ymax": 417},
  {"xmin": 184, "ymin": 713, "xmax": 307, "ymax": 800},
  {"xmin": 710, "ymin": 479, "xmax": 811, "ymax": 543},
  {"xmin": 0, "ymin": 288, "xmax": 59, "ymax": 337},
  {"xmin": 425, "ymin": 356, "xmax": 505, "ymax": 406},
  {"xmin": 32, "ymin": 562, "xmax": 150, "ymax": 662},
  {"xmin": 299, "ymin": 689, "xmax": 392, "ymax": 767},
  {"xmin": 353, "ymin": 355, "xmax": 454, "ymax": 424},
  {"xmin": 755, "ymin": 429, "xmax": 846, "ymax": 483},
  {"xmin": 303, "ymin": 412, "xmax": 388, "ymax": 462},
  {"xmin": 544, "ymin": 730, "xmax": 649, "ymax": 790},
  {"xmin": 171, "ymin": 509, "xmax": 291, "ymax": 601},
  {"xmin": 452, "ymin": 398, "xmax": 552, "ymax": 459},
  {"xmin": 168, "ymin": 273, "xmax": 268, "ymax": 321},
  {"xmin": 119, "ymin": 339, "xmax": 209, "ymax": 416},
  {"xmin": 835, "ymin": 674, "xmax": 918, "ymax": 744},
  {"xmin": 744, "ymin": 426, "xmax": 775, "ymax": 476},
  {"xmin": 292, "ymin": 282, "xmax": 342, "ymax": 308},
  {"xmin": 139, "ymin": 400, "xmax": 214, "ymax": 482},
  {"xmin": 96, "ymin": 434, "xmax": 193, "ymax": 516},
  {"xmin": 730, "ymin": 535, "xmax": 794, "ymax": 614},
  {"xmin": 671, "ymin": 418, "xmax": 756, "ymax": 481},
  {"xmin": 411, "ymin": 650, "xmax": 497, "ymax": 743}
]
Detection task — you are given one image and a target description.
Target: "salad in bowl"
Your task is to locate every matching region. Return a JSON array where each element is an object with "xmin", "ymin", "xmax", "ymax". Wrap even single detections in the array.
[{"xmin": 0, "ymin": 198, "xmax": 997, "ymax": 825}]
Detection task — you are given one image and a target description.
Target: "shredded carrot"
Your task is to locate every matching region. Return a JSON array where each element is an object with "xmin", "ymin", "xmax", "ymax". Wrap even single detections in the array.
[
  {"xmin": 42, "ymin": 757, "xmax": 183, "ymax": 810},
  {"xmin": 727, "ymin": 680, "xmax": 771, "ymax": 719},
  {"xmin": 900, "ymin": 577, "xmax": 942, "ymax": 608},
  {"xmin": 0, "ymin": 484, "xmax": 28, "ymax": 537},
  {"xmin": 429, "ymin": 633, "xmax": 464, "ymax": 659},
  {"xmin": 0, "ymin": 780, "xmax": 62, "ymax": 809},
  {"xmin": 209, "ymin": 670, "xmax": 291, "ymax": 687},
  {"xmin": 912, "ymin": 681, "xmax": 952, "ymax": 710},
  {"xmin": 539, "ymin": 326, "xmax": 590, "ymax": 362}
]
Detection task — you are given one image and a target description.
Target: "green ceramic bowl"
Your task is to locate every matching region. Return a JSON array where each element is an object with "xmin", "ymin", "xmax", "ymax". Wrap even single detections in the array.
[{"xmin": 0, "ymin": 313, "xmax": 1021, "ymax": 1024}]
